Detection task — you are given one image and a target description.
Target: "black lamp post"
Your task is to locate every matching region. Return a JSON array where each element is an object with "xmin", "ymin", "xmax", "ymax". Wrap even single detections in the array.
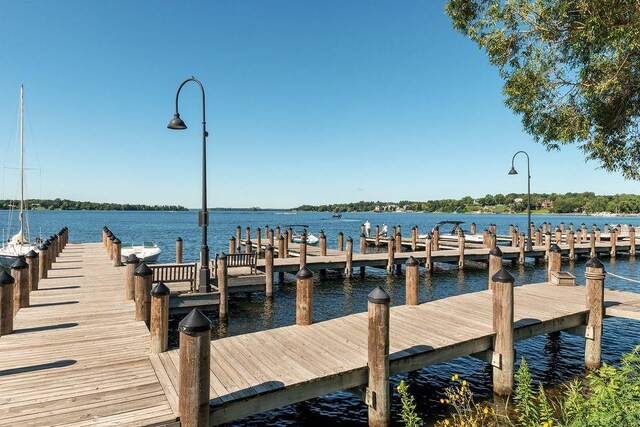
[
  {"xmin": 508, "ymin": 151, "xmax": 532, "ymax": 251},
  {"xmin": 168, "ymin": 77, "xmax": 211, "ymax": 293}
]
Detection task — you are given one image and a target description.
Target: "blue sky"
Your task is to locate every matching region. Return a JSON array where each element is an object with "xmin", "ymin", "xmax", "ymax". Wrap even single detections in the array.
[{"xmin": 0, "ymin": 1, "xmax": 636, "ymax": 208}]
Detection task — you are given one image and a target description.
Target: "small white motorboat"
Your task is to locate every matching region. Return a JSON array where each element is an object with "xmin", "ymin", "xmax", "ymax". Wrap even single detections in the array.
[
  {"xmin": 287, "ymin": 225, "xmax": 320, "ymax": 245},
  {"xmin": 121, "ymin": 242, "xmax": 161, "ymax": 263}
]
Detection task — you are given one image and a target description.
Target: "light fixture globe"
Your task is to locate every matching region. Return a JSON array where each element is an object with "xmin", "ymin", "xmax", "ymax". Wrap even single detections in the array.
[
  {"xmin": 167, "ymin": 113, "xmax": 187, "ymax": 130},
  {"xmin": 508, "ymin": 166, "xmax": 518, "ymax": 175}
]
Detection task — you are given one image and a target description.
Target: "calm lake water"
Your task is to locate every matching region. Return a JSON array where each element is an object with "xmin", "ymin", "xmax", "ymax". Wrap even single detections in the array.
[{"xmin": 1, "ymin": 210, "xmax": 639, "ymax": 426}]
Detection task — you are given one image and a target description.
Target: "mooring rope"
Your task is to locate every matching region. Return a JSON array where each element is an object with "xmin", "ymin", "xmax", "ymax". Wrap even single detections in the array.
[{"xmin": 606, "ymin": 271, "xmax": 640, "ymax": 284}]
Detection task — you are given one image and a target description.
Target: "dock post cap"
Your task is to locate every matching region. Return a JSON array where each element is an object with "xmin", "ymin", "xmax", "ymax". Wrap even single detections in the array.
[
  {"xmin": 520, "ymin": 232, "xmax": 525, "ymax": 236},
  {"xmin": 38, "ymin": 243, "xmax": 47, "ymax": 251},
  {"xmin": 25, "ymin": 250, "xmax": 38, "ymax": 259},
  {"xmin": 113, "ymin": 238, "xmax": 121, "ymax": 244},
  {"xmin": 550, "ymin": 244, "xmax": 562, "ymax": 253},
  {"xmin": 360, "ymin": 233, "xmax": 366, "ymax": 238},
  {"xmin": 347, "ymin": 237, "xmax": 353, "ymax": 242},
  {"xmin": 586, "ymin": 257, "xmax": 605, "ymax": 270},
  {"xmin": 368, "ymin": 286, "xmax": 390, "ymax": 304},
  {"xmin": 151, "ymin": 281, "xmax": 170, "ymax": 297},
  {"xmin": 296, "ymin": 266, "xmax": 313, "ymax": 279},
  {"xmin": 218, "ymin": 253, "xmax": 227, "ymax": 260},
  {"xmin": 103, "ymin": 226, "xmax": 108, "ymax": 231},
  {"xmin": 236, "ymin": 225, "xmax": 241, "ymax": 229},
  {"xmin": 489, "ymin": 246, "xmax": 503, "ymax": 256},
  {"xmin": 405, "ymin": 256, "xmax": 419, "ymax": 266},
  {"xmin": 176, "ymin": 237, "xmax": 182, "ymax": 242},
  {"xmin": 545, "ymin": 231, "xmax": 551, "ymax": 235},
  {"xmin": 265, "ymin": 244, "xmax": 273, "ymax": 250},
  {"xmin": 230, "ymin": 236, "xmax": 236, "ymax": 241},
  {"xmin": 338, "ymin": 231, "xmax": 343, "ymax": 236},
  {"xmin": 106, "ymin": 231, "xmax": 113, "ymax": 237},
  {"xmin": 491, "ymin": 268, "xmax": 515, "ymax": 284},
  {"xmin": 133, "ymin": 262, "xmax": 153, "ymax": 276},
  {"xmin": 11, "ymin": 257, "xmax": 28, "ymax": 270},
  {"xmin": 178, "ymin": 308, "xmax": 212, "ymax": 334},
  {"xmin": 279, "ymin": 234, "xmax": 285, "ymax": 240},
  {"xmin": 0, "ymin": 270, "xmax": 15, "ymax": 285},
  {"xmin": 388, "ymin": 236, "xmax": 394, "ymax": 241},
  {"xmin": 125, "ymin": 254, "xmax": 140, "ymax": 264},
  {"xmin": 109, "ymin": 234, "xmax": 115, "ymax": 241}
]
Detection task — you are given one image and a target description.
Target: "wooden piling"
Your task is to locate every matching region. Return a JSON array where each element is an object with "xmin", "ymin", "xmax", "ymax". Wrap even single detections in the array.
[
  {"xmin": 432, "ymin": 227, "xmax": 440, "ymax": 251},
  {"xmin": 548, "ymin": 244, "xmax": 562, "ymax": 276},
  {"xmin": 535, "ymin": 229, "xmax": 542, "ymax": 246},
  {"xmin": 246, "ymin": 239, "xmax": 253, "ymax": 255},
  {"xmin": 150, "ymin": 282, "xmax": 170, "ymax": 354},
  {"xmin": 217, "ymin": 254, "xmax": 228, "ymax": 320},
  {"xmin": 555, "ymin": 227, "xmax": 562, "ymax": 244},
  {"xmin": 0, "ymin": 272, "xmax": 15, "ymax": 335},
  {"xmin": 610, "ymin": 229, "xmax": 617, "ymax": 258},
  {"xmin": 590, "ymin": 231, "xmax": 597, "ymax": 258},
  {"xmin": 236, "ymin": 226, "xmax": 242, "ymax": 251},
  {"xmin": 125, "ymin": 254, "xmax": 140, "ymax": 300},
  {"xmin": 424, "ymin": 236, "xmax": 433, "ymax": 271},
  {"xmin": 367, "ymin": 287, "xmax": 391, "ymax": 427},
  {"xmin": 299, "ymin": 233, "xmax": 307, "ymax": 269},
  {"xmin": 560, "ymin": 222, "xmax": 565, "ymax": 233},
  {"xmin": 265, "ymin": 245, "xmax": 274, "ymax": 297},
  {"xmin": 345, "ymin": 237, "xmax": 353, "ymax": 278},
  {"xmin": 283, "ymin": 235, "xmax": 289, "ymax": 258},
  {"xmin": 630, "ymin": 227, "xmax": 636, "ymax": 256},
  {"xmin": 296, "ymin": 266, "xmax": 313, "ymax": 326},
  {"xmin": 596, "ymin": 228, "xmax": 601, "ymax": 243},
  {"xmin": 11, "ymin": 257, "xmax": 28, "ymax": 312},
  {"xmin": 411, "ymin": 227, "xmax": 417, "ymax": 251},
  {"xmin": 374, "ymin": 225, "xmax": 380, "ymax": 247},
  {"xmin": 134, "ymin": 263, "xmax": 153, "ymax": 326},
  {"xmin": 470, "ymin": 222, "xmax": 476, "ymax": 235},
  {"xmin": 178, "ymin": 309, "xmax": 212, "ymax": 427},
  {"xmin": 492, "ymin": 268, "xmax": 515, "ymax": 396},
  {"xmin": 394, "ymin": 232, "xmax": 402, "ymax": 254},
  {"xmin": 338, "ymin": 232, "xmax": 344, "ymax": 252},
  {"xmin": 405, "ymin": 256, "xmax": 419, "ymax": 305},
  {"xmin": 386, "ymin": 237, "xmax": 394, "ymax": 273},
  {"xmin": 359, "ymin": 233, "xmax": 366, "ymax": 277},
  {"xmin": 567, "ymin": 231, "xmax": 575, "ymax": 260},
  {"xmin": 544, "ymin": 232, "xmax": 551, "ymax": 261},
  {"xmin": 319, "ymin": 231, "xmax": 327, "ymax": 256},
  {"xmin": 229, "ymin": 237, "xmax": 236, "ymax": 254},
  {"xmin": 518, "ymin": 233, "xmax": 525, "ymax": 265},
  {"xmin": 102, "ymin": 227, "xmax": 107, "ymax": 247},
  {"xmin": 288, "ymin": 227, "xmax": 293, "ymax": 243},
  {"xmin": 458, "ymin": 232, "xmax": 465, "ymax": 270},
  {"xmin": 256, "ymin": 228, "xmax": 262, "ymax": 257},
  {"xmin": 585, "ymin": 257, "xmax": 605, "ymax": 370},
  {"xmin": 112, "ymin": 238, "xmax": 122, "ymax": 267},
  {"xmin": 38, "ymin": 243, "xmax": 48, "ymax": 280},
  {"xmin": 488, "ymin": 246, "xmax": 503, "ymax": 291},
  {"xmin": 269, "ymin": 229, "xmax": 274, "ymax": 246},
  {"xmin": 245, "ymin": 226, "xmax": 251, "ymax": 242},
  {"xmin": 25, "ymin": 250, "xmax": 39, "ymax": 291},
  {"xmin": 176, "ymin": 237, "xmax": 183, "ymax": 263}
]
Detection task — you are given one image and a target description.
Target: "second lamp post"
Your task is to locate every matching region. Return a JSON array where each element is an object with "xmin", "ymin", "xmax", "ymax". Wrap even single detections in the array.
[{"xmin": 508, "ymin": 151, "xmax": 533, "ymax": 251}]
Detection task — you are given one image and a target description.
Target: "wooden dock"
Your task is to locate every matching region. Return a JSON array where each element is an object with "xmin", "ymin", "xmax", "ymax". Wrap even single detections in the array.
[
  {"xmin": 3, "ymin": 238, "xmax": 640, "ymax": 426},
  {"xmin": 153, "ymin": 279, "xmax": 640, "ymax": 425},
  {"xmin": 0, "ymin": 242, "xmax": 178, "ymax": 426}
]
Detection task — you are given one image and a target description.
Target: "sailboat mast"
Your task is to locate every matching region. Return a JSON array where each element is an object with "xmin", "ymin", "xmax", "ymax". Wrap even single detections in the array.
[{"xmin": 19, "ymin": 84, "xmax": 24, "ymax": 236}]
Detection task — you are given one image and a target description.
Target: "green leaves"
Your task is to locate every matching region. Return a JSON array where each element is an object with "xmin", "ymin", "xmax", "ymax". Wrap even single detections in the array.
[{"xmin": 446, "ymin": 0, "xmax": 640, "ymax": 180}]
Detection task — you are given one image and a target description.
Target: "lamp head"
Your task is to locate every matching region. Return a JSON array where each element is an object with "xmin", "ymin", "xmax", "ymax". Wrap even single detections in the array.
[
  {"xmin": 508, "ymin": 166, "xmax": 518, "ymax": 175},
  {"xmin": 167, "ymin": 113, "xmax": 187, "ymax": 130}
]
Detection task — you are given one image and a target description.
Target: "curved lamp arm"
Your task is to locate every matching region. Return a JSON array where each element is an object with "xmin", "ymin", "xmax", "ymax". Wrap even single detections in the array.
[
  {"xmin": 511, "ymin": 150, "xmax": 530, "ymax": 178},
  {"xmin": 174, "ymin": 76, "xmax": 207, "ymax": 135}
]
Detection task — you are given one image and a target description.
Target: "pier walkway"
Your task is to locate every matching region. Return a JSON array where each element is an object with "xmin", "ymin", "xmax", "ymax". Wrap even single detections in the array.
[
  {"xmin": 154, "ymin": 281, "xmax": 640, "ymax": 425},
  {"xmin": 0, "ymin": 243, "xmax": 177, "ymax": 426}
]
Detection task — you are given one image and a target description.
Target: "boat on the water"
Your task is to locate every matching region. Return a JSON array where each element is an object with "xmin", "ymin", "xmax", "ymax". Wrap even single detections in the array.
[
  {"xmin": 287, "ymin": 225, "xmax": 320, "ymax": 245},
  {"xmin": 332, "ymin": 213, "xmax": 342, "ymax": 219},
  {"xmin": 121, "ymin": 242, "xmax": 161, "ymax": 263},
  {"xmin": 0, "ymin": 85, "xmax": 39, "ymax": 268},
  {"xmin": 419, "ymin": 220, "xmax": 484, "ymax": 244}
]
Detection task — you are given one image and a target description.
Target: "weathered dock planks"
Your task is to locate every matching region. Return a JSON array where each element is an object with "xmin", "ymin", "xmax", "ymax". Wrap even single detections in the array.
[
  {"xmin": 153, "ymin": 280, "xmax": 640, "ymax": 425},
  {"xmin": 0, "ymin": 243, "xmax": 177, "ymax": 426}
]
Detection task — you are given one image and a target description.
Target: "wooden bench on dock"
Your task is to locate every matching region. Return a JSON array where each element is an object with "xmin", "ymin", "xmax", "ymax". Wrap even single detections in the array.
[
  {"xmin": 214, "ymin": 252, "xmax": 258, "ymax": 276},
  {"xmin": 150, "ymin": 262, "xmax": 198, "ymax": 292}
]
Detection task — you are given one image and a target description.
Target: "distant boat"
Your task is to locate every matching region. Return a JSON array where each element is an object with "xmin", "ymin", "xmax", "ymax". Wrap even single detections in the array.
[
  {"xmin": 121, "ymin": 242, "xmax": 161, "ymax": 263},
  {"xmin": 332, "ymin": 213, "xmax": 342, "ymax": 219},
  {"xmin": 0, "ymin": 85, "xmax": 39, "ymax": 268}
]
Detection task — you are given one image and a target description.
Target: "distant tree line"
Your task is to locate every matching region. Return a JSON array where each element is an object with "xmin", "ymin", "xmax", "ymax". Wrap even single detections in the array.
[
  {"xmin": 296, "ymin": 193, "xmax": 640, "ymax": 214},
  {"xmin": 0, "ymin": 199, "xmax": 188, "ymax": 211}
]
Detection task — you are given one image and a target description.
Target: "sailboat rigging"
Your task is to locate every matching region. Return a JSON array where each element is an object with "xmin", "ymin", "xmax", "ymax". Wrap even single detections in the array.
[{"xmin": 0, "ymin": 85, "xmax": 39, "ymax": 267}]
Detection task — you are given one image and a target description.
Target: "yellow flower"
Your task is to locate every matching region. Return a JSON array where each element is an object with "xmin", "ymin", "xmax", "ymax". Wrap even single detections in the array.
[
  {"xmin": 462, "ymin": 380, "xmax": 467, "ymax": 386},
  {"xmin": 454, "ymin": 374, "xmax": 459, "ymax": 380},
  {"xmin": 542, "ymin": 423, "xmax": 549, "ymax": 427},
  {"xmin": 444, "ymin": 421, "xmax": 450, "ymax": 426},
  {"xmin": 635, "ymin": 385, "xmax": 639, "ymax": 391},
  {"xmin": 483, "ymin": 408, "xmax": 489, "ymax": 414},
  {"xmin": 461, "ymin": 386, "xmax": 465, "ymax": 392},
  {"xmin": 461, "ymin": 421, "xmax": 465, "ymax": 426},
  {"xmin": 440, "ymin": 398, "xmax": 445, "ymax": 404}
]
